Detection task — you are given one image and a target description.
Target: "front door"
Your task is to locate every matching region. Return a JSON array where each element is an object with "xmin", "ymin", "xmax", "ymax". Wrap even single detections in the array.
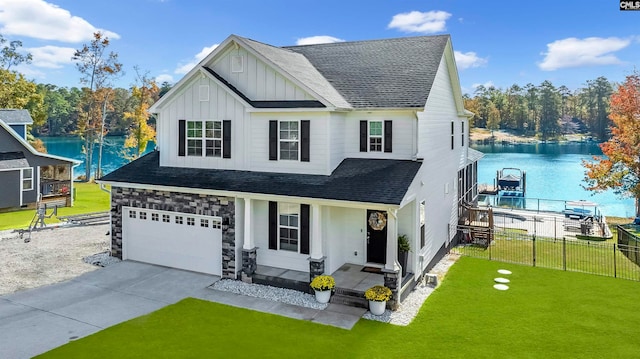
[{"xmin": 366, "ymin": 210, "xmax": 387, "ymax": 264}]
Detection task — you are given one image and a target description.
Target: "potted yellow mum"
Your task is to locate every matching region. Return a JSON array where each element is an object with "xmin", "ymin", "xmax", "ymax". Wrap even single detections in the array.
[
  {"xmin": 364, "ymin": 285, "xmax": 392, "ymax": 315},
  {"xmin": 310, "ymin": 275, "xmax": 335, "ymax": 303}
]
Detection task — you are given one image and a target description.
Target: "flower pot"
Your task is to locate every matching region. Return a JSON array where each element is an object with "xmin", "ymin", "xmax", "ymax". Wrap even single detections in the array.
[
  {"xmin": 398, "ymin": 250, "xmax": 409, "ymax": 277},
  {"xmin": 369, "ymin": 300, "xmax": 386, "ymax": 315},
  {"xmin": 314, "ymin": 289, "xmax": 331, "ymax": 304}
]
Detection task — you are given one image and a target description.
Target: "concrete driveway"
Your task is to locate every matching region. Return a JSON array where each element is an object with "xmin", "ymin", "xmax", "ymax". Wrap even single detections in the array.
[{"xmin": 0, "ymin": 261, "xmax": 219, "ymax": 358}]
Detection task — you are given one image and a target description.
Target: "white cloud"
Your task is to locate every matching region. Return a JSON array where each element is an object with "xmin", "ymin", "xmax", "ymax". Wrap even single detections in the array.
[
  {"xmin": 174, "ymin": 44, "xmax": 219, "ymax": 74},
  {"xmin": 0, "ymin": 0, "xmax": 119, "ymax": 42},
  {"xmin": 155, "ymin": 74, "xmax": 174, "ymax": 84},
  {"xmin": 27, "ymin": 46, "xmax": 76, "ymax": 68},
  {"xmin": 539, "ymin": 37, "xmax": 630, "ymax": 71},
  {"xmin": 296, "ymin": 36, "xmax": 345, "ymax": 45},
  {"xmin": 388, "ymin": 10, "xmax": 451, "ymax": 34},
  {"xmin": 454, "ymin": 51, "xmax": 488, "ymax": 70}
]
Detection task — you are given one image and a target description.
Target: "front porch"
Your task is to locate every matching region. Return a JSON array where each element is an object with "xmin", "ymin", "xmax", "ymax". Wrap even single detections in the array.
[
  {"xmin": 253, "ymin": 263, "xmax": 414, "ymax": 308},
  {"xmin": 40, "ymin": 164, "xmax": 73, "ymax": 207}
]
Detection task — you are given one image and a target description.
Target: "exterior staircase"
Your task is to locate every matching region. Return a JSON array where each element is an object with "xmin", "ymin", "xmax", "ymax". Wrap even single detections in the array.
[{"xmin": 330, "ymin": 287, "xmax": 368, "ymax": 308}]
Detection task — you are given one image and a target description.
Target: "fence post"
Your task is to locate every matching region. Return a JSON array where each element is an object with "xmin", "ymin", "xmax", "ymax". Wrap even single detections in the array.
[
  {"xmin": 533, "ymin": 217, "xmax": 537, "ymax": 267},
  {"xmin": 563, "ymin": 237, "xmax": 566, "ymax": 271},
  {"xmin": 613, "ymin": 243, "xmax": 617, "ymax": 278},
  {"xmin": 532, "ymin": 235, "xmax": 536, "ymax": 267}
]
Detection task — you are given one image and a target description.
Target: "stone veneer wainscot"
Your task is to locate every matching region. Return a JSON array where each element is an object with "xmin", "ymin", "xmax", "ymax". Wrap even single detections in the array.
[{"xmin": 110, "ymin": 187, "xmax": 236, "ymax": 279}]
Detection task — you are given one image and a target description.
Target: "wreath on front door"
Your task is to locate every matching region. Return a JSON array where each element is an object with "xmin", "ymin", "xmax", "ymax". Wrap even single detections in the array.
[{"xmin": 368, "ymin": 212, "xmax": 387, "ymax": 231}]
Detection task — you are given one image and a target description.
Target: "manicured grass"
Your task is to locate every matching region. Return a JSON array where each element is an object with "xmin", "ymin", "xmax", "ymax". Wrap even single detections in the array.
[
  {"xmin": 0, "ymin": 182, "xmax": 110, "ymax": 230},
  {"xmin": 38, "ymin": 257, "xmax": 640, "ymax": 358}
]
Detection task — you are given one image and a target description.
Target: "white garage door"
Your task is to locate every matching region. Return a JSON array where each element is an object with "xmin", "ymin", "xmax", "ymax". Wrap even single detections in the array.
[{"xmin": 122, "ymin": 207, "xmax": 222, "ymax": 275}]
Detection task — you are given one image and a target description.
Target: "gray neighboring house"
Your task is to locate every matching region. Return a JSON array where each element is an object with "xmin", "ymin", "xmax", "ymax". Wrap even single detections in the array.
[{"xmin": 0, "ymin": 109, "xmax": 79, "ymax": 210}]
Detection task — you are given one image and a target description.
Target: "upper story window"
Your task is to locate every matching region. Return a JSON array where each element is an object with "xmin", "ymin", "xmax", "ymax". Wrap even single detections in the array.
[
  {"xmin": 369, "ymin": 121, "xmax": 383, "ymax": 152},
  {"xmin": 279, "ymin": 121, "xmax": 299, "ymax": 161},
  {"xmin": 279, "ymin": 203, "xmax": 299, "ymax": 252},
  {"xmin": 22, "ymin": 168, "xmax": 33, "ymax": 191},
  {"xmin": 269, "ymin": 120, "xmax": 309, "ymax": 162},
  {"xmin": 360, "ymin": 120, "xmax": 392, "ymax": 153},
  {"xmin": 187, "ymin": 120, "xmax": 222, "ymax": 157}
]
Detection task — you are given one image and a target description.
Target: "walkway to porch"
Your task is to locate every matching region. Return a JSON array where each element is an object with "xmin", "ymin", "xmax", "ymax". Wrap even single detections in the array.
[{"xmin": 254, "ymin": 263, "xmax": 384, "ymax": 292}]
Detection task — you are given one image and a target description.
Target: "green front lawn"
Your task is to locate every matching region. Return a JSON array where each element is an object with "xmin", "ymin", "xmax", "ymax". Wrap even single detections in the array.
[
  {"xmin": 39, "ymin": 257, "xmax": 640, "ymax": 358},
  {"xmin": 0, "ymin": 182, "xmax": 110, "ymax": 230}
]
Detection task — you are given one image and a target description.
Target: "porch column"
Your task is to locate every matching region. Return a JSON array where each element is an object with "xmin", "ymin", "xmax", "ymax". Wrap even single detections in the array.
[
  {"xmin": 243, "ymin": 198, "xmax": 253, "ymax": 250},
  {"xmin": 241, "ymin": 198, "xmax": 257, "ymax": 283},
  {"xmin": 309, "ymin": 203, "xmax": 325, "ymax": 281},
  {"xmin": 384, "ymin": 211, "xmax": 399, "ymax": 272},
  {"xmin": 383, "ymin": 210, "xmax": 400, "ymax": 310}
]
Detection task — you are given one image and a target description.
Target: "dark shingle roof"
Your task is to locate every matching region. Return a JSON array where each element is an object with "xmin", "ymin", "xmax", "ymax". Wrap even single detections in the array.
[
  {"xmin": 0, "ymin": 109, "xmax": 33, "ymax": 125},
  {"xmin": 0, "ymin": 151, "xmax": 29, "ymax": 170},
  {"xmin": 283, "ymin": 35, "xmax": 449, "ymax": 108},
  {"xmin": 100, "ymin": 151, "xmax": 422, "ymax": 205}
]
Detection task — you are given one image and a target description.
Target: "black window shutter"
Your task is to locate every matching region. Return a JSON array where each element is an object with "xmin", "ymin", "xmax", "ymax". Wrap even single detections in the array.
[
  {"xmin": 359, "ymin": 121, "xmax": 367, "ymax": 152},
  {"xmin": 223, "ymin": 120, "xmax": 231, "ymax": 158},
  {"xmin": 300, "ymin": 204, "xmax": 310, "ymax": 255},
  {"xmin": 269, "ymin": 120, "xmax": 278, "ymax": 160},
  {"xmin": 301, "ymin": 120, "xmax": 310, "ymax": 162},
  {"xmin": 384, "ymin": 120, "xmax": 393, "ymax": 153},
  {"xmin": 178, "ymin": 120, "xmax": 186, "ymax": 156},
  {"xmin": 268, "ymin": 201, "xmax": 277, "ymax": 250}
]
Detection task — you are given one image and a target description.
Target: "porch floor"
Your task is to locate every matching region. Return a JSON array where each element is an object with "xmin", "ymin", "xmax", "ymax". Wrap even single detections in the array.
[{"xmin": 254, "ymin": 263, "xmax": 384, "ymax": 292}]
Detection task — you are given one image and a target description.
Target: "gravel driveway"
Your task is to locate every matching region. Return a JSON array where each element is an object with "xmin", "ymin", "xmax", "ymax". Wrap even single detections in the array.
[{"xmin": 0, "ymin": 224, "xmax": 111, "ymax": 295}]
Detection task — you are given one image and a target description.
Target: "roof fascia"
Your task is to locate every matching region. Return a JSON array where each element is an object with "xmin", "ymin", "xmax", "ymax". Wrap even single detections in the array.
[
  {"xmin": 0, "ymin": 120, "xmax": 80, "ymax": 164},
  {"xmin": 442, "ymin": 39, "xmax": 468, "ymax": 117},
  {"xmin": 233, "ymin": 36, "xmax": 335, "ymax": 108},
  {"xmin": 149, "ymin": 35, "xmax": 238, "ymax": 113},
  {"xmin": 96, "ymin": 180, "xmax": 402, "ymax": 209}
]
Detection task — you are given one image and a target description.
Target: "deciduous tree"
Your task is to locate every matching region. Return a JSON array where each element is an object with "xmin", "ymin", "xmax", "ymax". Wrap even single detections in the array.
[
  {"xmin": 583, "ymin": 72, "xmax": 640, "ymax": 216},
  {"xmin": 73, "ymin": 32, "xmax": 122, "ymax": 180},
  {"xmin": 123, "ymin": 68, "xmax": 158, "ymax": 160}
]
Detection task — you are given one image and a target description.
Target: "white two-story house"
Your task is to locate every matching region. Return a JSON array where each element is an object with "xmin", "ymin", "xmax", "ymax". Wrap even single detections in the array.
[{"xmin": 99, "ymin": 34, "xmax": 482, "ymax": 306}]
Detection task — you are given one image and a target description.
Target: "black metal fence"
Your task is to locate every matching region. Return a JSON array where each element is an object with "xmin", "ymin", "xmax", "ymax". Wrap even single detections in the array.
[
  {"xmin": 617, "ymin": 225, "xmax": 640, "ymax": 268},
  {"xmin": 454, "ymin": 224, "xmax": 640, "ymax": 281}
]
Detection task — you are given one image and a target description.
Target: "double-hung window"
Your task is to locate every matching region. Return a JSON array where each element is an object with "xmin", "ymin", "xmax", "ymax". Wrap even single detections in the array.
[
  {"xmin": 369, "ymin": 121, "xmax": 383, "ymax": 152},
  {"xmin": 279, "ymin": 203, "xmax": 299, "ymax": 252},
  {"xmin": 22, "ymin": 168, "xmax": 33, "ymax": 191},
  {"xmin": 279, "ymin": 121, "xmax": 299, "ymax": 160},
  {"xmin": 360, "ymin": 120, "xmax": 392, "ymax": 153},
  {"xmin": 187, "ymin": 120, "xmax": 222, "ymax": 157}
]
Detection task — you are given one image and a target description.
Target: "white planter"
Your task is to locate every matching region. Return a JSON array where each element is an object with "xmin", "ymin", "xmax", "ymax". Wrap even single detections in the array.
[
  {"xmin": 314, "ymin": 289, "xmax": 331, "ymax": 304},
  {"xmin": 369, "ymin": 300, "xmax": 387, "ymax": 315}
]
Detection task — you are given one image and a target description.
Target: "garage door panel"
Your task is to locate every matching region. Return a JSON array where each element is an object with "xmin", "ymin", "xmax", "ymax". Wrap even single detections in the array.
[{"xmin": 122, "ymin": 207, "xmax": 222, "ymax": 275}]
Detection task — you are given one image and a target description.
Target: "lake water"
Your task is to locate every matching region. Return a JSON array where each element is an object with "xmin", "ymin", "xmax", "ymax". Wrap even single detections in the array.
[
  {"xmin": 472, "ymin": 142, "xmax": 636, "ymax": 218},
  {"xmin": 38, "ymin": 137, "xmax": 635, "ymax": 218},
  {"xmin": 38, "ymin": 136, "xmax": 154, "ymax": 178}
]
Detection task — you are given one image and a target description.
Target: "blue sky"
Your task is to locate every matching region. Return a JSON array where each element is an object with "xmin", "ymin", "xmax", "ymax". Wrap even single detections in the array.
[{"xmin": 1, "ymin": 0, "xmax": 638, "ymax": 95}]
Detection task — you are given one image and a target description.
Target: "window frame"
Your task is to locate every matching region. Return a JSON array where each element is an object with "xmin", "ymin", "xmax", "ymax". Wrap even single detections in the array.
[
  {"xmin": 368, "ymin": 120, "xmax": 383, "ymax": 152},
  {"xmin": 186, "ymin": 120, "xmax": 223, "ymax": 158},
  {"xmin": 279, "ymin": 120, "xmax": 300, "ymax": 161},
  {"xmin": 278, "ymin": 202, "xmax": 300, "ymax": 252},
  {"xmin": 22, "ymin": 168, "xmax": 33, "ymax": 191}
]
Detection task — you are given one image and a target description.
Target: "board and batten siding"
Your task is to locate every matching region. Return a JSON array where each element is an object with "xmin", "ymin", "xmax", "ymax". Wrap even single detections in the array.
[
  {"xmin": 413, "ymin": 53, "xmax": 469, "ymax": 273},
  {"xmin": 328, "ymin": 113, "xmax": 346, "ymax": 172},
  {"xmin": 248, "ymin": 112, "xmax": 330, "ymax": 175},
  {"xmin": 342, "ymin": 111, "xmax": 417, "ymax": 161},
  {"xmin": 158, "ymin": 76, "xmax": 247, "ymax": 170},
  {"xmin": 211, "ymin": 47, "xmax": 315, "ymax": 101}
]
